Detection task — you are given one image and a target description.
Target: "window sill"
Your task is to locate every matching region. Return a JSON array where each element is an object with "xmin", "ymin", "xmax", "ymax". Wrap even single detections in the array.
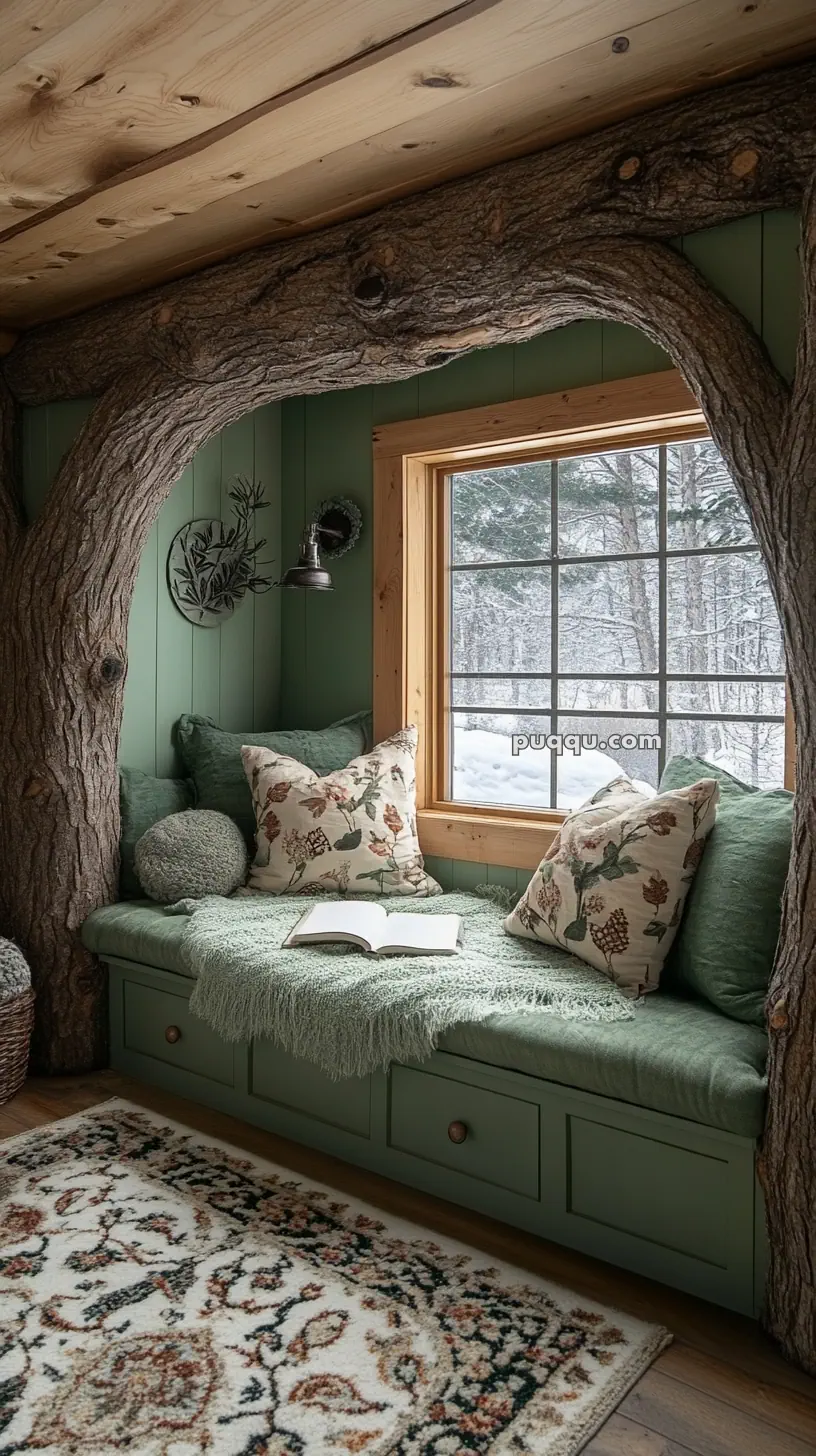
[{"xmin": 417, "ymin": 807, "xmax": 558, "ymax": 870}]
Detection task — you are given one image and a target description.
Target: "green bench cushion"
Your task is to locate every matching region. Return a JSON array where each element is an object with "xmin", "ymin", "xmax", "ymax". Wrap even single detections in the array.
[
  {"xmin": 440, "ymin": 1003, "xmax": 766, "ymax": 1140},
  {"xmin": 83, "ymin": 902, "xmax": 767, "ymax": 1139},
  {"xmin": 84, "ymin": 901, "xmax": 190, "ymax": 972}
]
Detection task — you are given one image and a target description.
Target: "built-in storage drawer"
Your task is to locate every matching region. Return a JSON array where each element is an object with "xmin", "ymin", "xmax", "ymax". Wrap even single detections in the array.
[
  {"xmin": 250, "ymin": 1041, "xmax": 371, "ymax": 1137},
  {"xmin": 567, "ymin": 1114, "xmax": 735, "ymax": 1268},
  {"xmin": 123, "ymin": 980, "xmax": 234, "ymax": 1087},
  {"xmin": 389, "ymin": 1064, "xmax": 539, "ymax": 1198}
]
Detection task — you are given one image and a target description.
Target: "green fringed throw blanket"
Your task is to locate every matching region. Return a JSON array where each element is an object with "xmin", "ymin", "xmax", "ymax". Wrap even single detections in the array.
[{"xmin": 174, "ymin": 892, "xmax": 635, "ymax": 1079}]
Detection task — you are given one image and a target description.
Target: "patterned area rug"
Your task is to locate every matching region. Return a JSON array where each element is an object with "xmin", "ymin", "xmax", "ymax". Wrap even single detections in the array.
[{"xmin": 0, "ymin": 1100, "xmax": 670, "ymax": 1454}]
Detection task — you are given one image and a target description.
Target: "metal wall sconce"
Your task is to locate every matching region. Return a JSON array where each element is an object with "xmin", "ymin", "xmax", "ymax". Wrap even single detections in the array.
[
  {"xmin": 280, "ymin": 523, "xmax": 335, "ymax": 591},
  {"xmin": 279, "ymin": 496, "xmax": 363, "ymax": 591}
]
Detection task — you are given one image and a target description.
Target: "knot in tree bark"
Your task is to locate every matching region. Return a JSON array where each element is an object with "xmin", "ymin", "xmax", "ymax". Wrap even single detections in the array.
[
  {"xmin": 614, "ymin": 152, "xmax": 643, "ymax": 185},
  {"xmin": 769, "ymin": 998, "xmax": 789, "ymax": 1030},
  {"xmin": 22, "ymin": 775, "xmax": 50, "ymax": 801},
  {"xmin": 95, "ymin": 655, "xmax": 125, "ymax": 689},
  {"xmin": 488, "ymin": 204, "xmax": 505, "ymax": 240},
  {"xmin": 730, "ymin": 147, "xmax": 759, "ymax": 179},
  {"xmin": 353, "ymin": 269, "xmax": 389, "ymax": 309}
]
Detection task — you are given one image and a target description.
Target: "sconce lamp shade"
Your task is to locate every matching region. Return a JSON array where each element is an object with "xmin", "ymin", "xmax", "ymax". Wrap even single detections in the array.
[
  {"xmin": 280, "ymin": 524, "xmax": 334, "ymax": 590},
  {"xmin": 279, "ymin": 498, "xmax": 362, "ymax": 589}
]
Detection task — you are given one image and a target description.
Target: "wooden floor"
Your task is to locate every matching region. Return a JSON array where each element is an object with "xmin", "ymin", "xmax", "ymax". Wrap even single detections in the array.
[{"xmin": 3, "ymin": 1074, "xmax": 815, "ymax": 1456}]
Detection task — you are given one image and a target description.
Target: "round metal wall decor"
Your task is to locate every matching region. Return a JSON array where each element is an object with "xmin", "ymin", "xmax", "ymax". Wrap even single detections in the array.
[
  {"xmin": 310, "ymin": 496, "xmax": 363, "ymax": 559},
  {"xmin": 167, "ymin": 476, "xmax": 273, "ymax": 627}
]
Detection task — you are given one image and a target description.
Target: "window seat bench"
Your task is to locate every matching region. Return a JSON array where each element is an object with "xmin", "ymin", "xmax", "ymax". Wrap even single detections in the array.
[{"xmin": 84, "ymin": 901, "xmax": 768, "ymax": 1317}]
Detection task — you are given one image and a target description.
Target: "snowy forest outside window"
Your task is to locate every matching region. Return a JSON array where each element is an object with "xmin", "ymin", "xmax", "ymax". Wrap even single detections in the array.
[{"xmin": 445, "ymin": 438, "xmax": 786, "ymax": 812}]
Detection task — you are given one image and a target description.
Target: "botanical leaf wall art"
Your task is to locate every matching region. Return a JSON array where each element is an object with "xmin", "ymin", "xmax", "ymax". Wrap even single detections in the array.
[{"xmin": 168, "ymin": 476, "xmax": 274, "ymax": 626}]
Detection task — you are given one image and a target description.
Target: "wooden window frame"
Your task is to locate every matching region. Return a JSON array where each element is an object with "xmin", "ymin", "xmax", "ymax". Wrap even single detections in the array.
[{"xmin": 373, "ymin": 370, "xmax": 793, "ymax": 870}]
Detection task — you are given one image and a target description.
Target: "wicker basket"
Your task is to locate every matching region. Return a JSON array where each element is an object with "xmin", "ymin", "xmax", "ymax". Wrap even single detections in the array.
[{"xmin": 0, "ymin": 988, "xmax": 35, "ymax": 1104}]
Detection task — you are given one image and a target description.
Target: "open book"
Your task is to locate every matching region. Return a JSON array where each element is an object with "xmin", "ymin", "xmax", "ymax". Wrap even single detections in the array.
[{"xmin": 284, "ymin": 901, "xmax": 463, "ymax": 956}]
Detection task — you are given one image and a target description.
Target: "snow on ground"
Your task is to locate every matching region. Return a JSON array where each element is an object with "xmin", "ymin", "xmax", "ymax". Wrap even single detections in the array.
[{"xmin": 452, "ymin": 727, "xmax": 655, "ymax": 810}]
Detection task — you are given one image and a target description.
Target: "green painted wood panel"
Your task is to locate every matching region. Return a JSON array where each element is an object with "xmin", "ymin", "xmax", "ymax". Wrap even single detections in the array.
[
  {"xmin": 682, "ymin": 214, "xmax": 763, "ymax": 333},
  {"xmin": 21, "ymin": 406, "xmax": 50, "ymax": 522},
  {"xmin": 251, "ymin": 1040, "xmax": 371, "ymax": 1136},
  {"xmin": 155, "ymin": 463, "xmax": 195, "ymax": 776},
  {"xmin": 218, "ymin": 412, "xmax": 257, "ymax": 732},
  {"xmin": 119, "ymin": 520, "xmax": 160, "ymax": 773},
  {"xmin": 46, "ymin": 398, "xmax": 93, "ymax": 483},
  {"xmin": 281, "ymin": 387, "xmax": 376, "ymax": 728},
  {"xmin": 108, "ymin": 958, "xmax": 761, "ymax": 1313},
  {"xmin": 123, "ymin": 978, "xmax": 235, "ymax": 1086},
  {"xmin": 417, "ymin": 345, "xmax": 514, "ymax": 415},
  {"xmin": 516, "ymin": 867, "xmax": 533, "ymax": 896},
  {"xmin": 568, "ymin": 1113, "xmax": 732, "ymax": 1267},
  {"xmin": 424, "ymin": 857, "xmax": 519, "ymax": 896},
  {"xmin": 450, "ymin": 859, "xmax": 483, "ymax": 894},
  {"xmin": 513, "ymin": 320, "xmax": 603, "ymax": 400},
  {"xmin": 280, "ymin": 397, "xmax": 309, "ymax": 726},
  {"xmin": 762, "ymin": 209, "xmax": 802, "ymax": 382},
  {"xmin": 21, "ymin": 402, "xmax": 283, "ymax": 774},
  {"xmin": 372, "ymin": 377, "xmax": 420, "ymax": 426},
  {"xmin": 485, "ymin": 864, "xmax": 519, "ymax": 897},
  {"xmin": 253, "ymin": 403, "xmax": 282, "ymax": 730},
  {"xmin": 601, "ymin": 323, "xmax": 670, "ymax": 381},
  {"xmin": 22, "ymin": 399, "xmax": 94, "ymax": 522},
  {"xmin": 422, "ymin": 854, "xmax": 453, "ymax": 890},
  {"xmin": 191, "ymin": 432, "xmax": 223, "ymax": 724},
  {"xmin": 389, "ymin": 1062, "xmax": 540, "ymax": 1198}
]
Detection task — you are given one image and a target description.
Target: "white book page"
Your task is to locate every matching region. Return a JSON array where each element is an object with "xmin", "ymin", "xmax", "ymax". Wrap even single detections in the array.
[
  {"xmin": 383, "ymin": 913, "xmax": 462, "ymax": 952},
  {"xmin": 295, "ymin": 900, "xmax": 388, "ymax": 948}
]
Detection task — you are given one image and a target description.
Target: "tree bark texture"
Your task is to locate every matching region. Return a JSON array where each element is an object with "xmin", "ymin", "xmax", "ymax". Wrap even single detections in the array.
[
  {"xmin": 0, "ymin": 370, "xmax": 270, "ymax": 1070},
  {"xmin": 6, "ymin": 58, "xmax": 816, "ymax": 407},
  {"xmin": 760, "ymin": 172, "xmax": 816, "ymax": 1374},
  {"xmin": 0, "ymin": 58, "xmax": 815, "ymax": 1368}
]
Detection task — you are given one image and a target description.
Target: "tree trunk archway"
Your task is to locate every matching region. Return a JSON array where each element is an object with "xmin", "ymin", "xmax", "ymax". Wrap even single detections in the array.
[{"xmin": 1, "ymin": 59, "xmax": 815, "ymax": 1369}]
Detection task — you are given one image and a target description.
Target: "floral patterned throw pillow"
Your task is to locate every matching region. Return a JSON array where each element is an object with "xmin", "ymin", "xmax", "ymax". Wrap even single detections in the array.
[
  {"xmin": 504, "ymin": 775, "xmax": 720, "ymax": 997},
  {"xmin": 242, "ymin": 725, "xmax": 441, "ymax": 897}
]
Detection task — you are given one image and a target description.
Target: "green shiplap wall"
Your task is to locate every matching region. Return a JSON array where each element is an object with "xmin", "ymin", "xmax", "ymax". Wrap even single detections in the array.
[
  {"xmin": 21, "ymin": 402, "xmax": 282, "ymax": 775},
  {"xmin": 280, "ymin": 210, "xmax": 802, "ymax": 891}
]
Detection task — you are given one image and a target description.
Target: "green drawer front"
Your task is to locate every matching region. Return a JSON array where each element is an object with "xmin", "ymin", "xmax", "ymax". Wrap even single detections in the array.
[
  {"xmin": 389, "ymin": 1065, "xmax": 539, "ymax": 1199},
  {"xmin": 568, "ymin": 1116, "xmax": 732, "ymax": 1267},
  {"xmin": 123, "ymin": 981, "xmax": 234, "ymax": 1087},
  {"xmin": 251, "ymin": 1042, "xmax": 371, "ymax": 1138}
]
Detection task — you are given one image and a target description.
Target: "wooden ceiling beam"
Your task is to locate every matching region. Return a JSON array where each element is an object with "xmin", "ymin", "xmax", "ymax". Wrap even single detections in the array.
[
  {"xmin": 5, "ymin": 57, "xmax": 814, "ymax": 406},
  {"xmin": 4, "ymin": 0, "xmax": 814, "ymax": 328},
  {"xmin": 2, "ymin": 0, "xmax": 814, "ymax": 329},
  {"xmin": 0, "ymin": 0, "xmax": 459, "ymax": 230},
  {"xmin": 0, "ymin": 0, "xmax": 504, "ymax": 274},
  {"xmin": 1, "ymin": 0, "xmax": 104, "ymax": 71}
]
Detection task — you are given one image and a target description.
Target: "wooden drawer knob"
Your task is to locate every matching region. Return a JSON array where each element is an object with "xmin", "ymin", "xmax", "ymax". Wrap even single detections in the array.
[
  {"xmin": 447, "ymin": 1120, "xmax": 468, "ymax": 1144},
  {"xmin": 165, "ymin": 1025, "xmax": 181, "ymax": 1044}
]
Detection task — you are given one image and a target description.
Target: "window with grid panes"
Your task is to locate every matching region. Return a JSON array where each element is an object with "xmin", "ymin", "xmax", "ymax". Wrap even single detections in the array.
[{"xmin": 445, "ymin": 438, "xmax": 786, "ymax": 811}]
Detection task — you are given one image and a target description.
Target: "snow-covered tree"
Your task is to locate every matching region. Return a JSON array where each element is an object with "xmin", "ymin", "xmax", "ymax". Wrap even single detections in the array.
[{"xmin": 449, "ymin": 439, "xmax": 784, "ymax": 806}]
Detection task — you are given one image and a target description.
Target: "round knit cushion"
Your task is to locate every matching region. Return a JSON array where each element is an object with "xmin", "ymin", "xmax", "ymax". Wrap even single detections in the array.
[
  {"xmin": 135, "ymin": 810, "xmax": 249, "ymax": 903},
  {"xmin": 0, "ymin": 939, "xmax": 31, "ymax": 1004}
]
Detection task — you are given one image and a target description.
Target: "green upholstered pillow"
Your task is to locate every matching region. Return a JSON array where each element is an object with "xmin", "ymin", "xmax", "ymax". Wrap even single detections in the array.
[
  {"xmin": 176, "ymin": 711, "xmax": 373, "ymax": 843},
  {"xmin": 119, "ymin": 768, "xmax": 194, "ymax": 899},
  {"xmin": 658, "ymin": 755, "xmax": 792, "ymax": 1026}
]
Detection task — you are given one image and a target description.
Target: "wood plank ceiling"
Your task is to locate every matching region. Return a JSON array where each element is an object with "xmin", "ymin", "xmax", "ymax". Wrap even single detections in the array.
[{"xmin": 1, "ymin": 0, "xmax": 815, "ymax": 331}]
